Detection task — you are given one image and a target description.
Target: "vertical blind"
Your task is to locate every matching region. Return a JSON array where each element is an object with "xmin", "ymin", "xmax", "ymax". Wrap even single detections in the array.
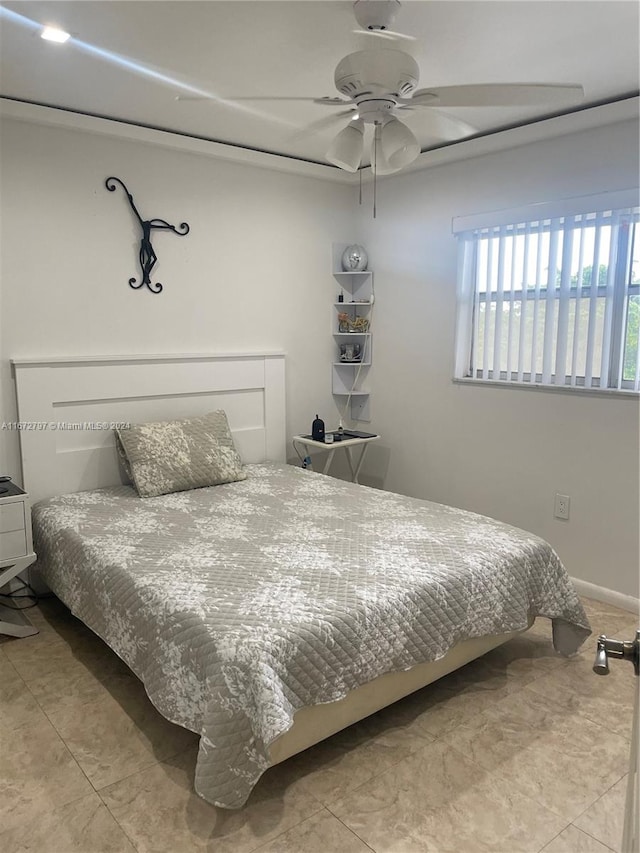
[{"xmin": 454, "ymin": 199, "xmax": 640, "ymax": 391}]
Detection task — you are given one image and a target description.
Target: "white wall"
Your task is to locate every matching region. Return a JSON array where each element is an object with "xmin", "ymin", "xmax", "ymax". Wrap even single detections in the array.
[
  {"xmin": 356, "ymin": 119, "xmax": 640, "ymax": 600},
  {"xmin": 0, "ymin": 117, "xmax": 353, "ymax": 479}
]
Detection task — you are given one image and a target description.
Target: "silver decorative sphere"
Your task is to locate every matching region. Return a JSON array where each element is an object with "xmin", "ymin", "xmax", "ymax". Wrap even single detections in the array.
[{"xmin": 341, "ymin": 245, "xmax": 368, "ymax": 271}]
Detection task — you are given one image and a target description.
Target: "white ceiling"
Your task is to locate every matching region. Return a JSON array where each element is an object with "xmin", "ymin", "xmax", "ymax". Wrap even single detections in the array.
[{"xmin": 1, "ymin": 1, "xmax": 638, "ymax": 170}]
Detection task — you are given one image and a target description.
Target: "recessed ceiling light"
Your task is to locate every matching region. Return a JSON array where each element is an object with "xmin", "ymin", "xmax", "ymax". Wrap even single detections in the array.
[{"xmin": 41, "ymin": 26, "xmax": 70, "ymax": 43}]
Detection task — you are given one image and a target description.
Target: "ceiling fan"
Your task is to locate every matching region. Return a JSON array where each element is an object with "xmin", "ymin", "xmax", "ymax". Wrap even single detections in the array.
[
  {"xmin": 318, "ymin": 45, "xmax": 584, "ymax": 174},
  {"xmin": 176, "ymin": 1, "xmax": 584, "ymax": 175},
  {"xmin": 320, "ymin": 1, "xmax": 583, "ymax": 173}
]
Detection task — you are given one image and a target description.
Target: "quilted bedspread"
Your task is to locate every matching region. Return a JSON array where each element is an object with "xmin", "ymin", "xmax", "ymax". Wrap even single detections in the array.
[{"xmin": 32, "ymin": 462, "xmax": 590, "ymax": 808}]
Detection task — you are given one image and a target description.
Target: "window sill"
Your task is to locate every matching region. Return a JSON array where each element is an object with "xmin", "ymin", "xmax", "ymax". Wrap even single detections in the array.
[{"xmin": 452, "ymin": 377, "xmax": 640, "ymax": 400}]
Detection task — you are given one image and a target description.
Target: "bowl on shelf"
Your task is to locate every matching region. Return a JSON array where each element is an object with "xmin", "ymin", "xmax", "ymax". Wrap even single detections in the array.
[
  {"xmin": 349, "ymin": 317, "xmax": 369, "ymax": 333},
  {"xmin": 337, "ymin": 313, "xmax": 369, "ymax": 333}
]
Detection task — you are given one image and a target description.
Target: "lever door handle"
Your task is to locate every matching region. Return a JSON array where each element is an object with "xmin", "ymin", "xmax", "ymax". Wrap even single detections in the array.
[
  {"xmin": 593, "ymin": 640, "xmax": 610, "ymax": 675},
  {"xmin": 593, "ymin": 631, "xmax": 640, "ymax": 676}
]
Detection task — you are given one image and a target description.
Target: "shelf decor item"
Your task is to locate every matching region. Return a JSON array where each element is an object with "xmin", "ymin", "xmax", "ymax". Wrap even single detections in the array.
[
  {"xmin": 340, "ymin": 343, "xmax": 362, "ymax": 362},
  {"xmin": 341, "ymin": 244, "xmax": 368, "ymax": 271},
  {"xmin": 349, "ymin": 316, "xmax": 370, "ymax": 333},
  {"xmin": 338, "ymin": 312, "xmax": 351, "ymax": 332}
]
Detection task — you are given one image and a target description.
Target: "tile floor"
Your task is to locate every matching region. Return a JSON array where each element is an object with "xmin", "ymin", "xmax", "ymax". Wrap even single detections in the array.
[{"xmin": 0, "ymin": 596, "xmax": 637, "ymax": 853}]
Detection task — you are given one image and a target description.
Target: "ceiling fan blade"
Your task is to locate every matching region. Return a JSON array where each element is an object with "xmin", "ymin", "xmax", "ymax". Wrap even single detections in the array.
[
  {"xmin": 290, "ymin": 110, "xmax": 357, "ymax": 141},
  {"xmin": 410, "ymin": 84, "xmax": 584, "ymax": 108},
  {"xmin": 314, "ymin": 97, "xmax": 353, "ymax": 107},
  {"xmin": 397, "ymin": 107, "xmax": 477, "ymax": 141},
  {"xmin": 175, "ymin": 95, "xmax": 345, "ymax": 103}
]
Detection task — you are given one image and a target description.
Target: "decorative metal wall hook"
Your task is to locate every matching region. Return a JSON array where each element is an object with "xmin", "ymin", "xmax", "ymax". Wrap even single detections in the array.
[{"xmin": 105, "ymin": 177, "xmax": 189, "ymax": 294}]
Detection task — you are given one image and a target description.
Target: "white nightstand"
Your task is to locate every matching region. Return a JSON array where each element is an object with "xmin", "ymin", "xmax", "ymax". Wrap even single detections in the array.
[{"xmin": 0, "ymin": 482, "xmax": 38, "ymax": 638}]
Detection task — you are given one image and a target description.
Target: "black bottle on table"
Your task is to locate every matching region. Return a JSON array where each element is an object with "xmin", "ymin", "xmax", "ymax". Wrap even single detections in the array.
[{"xmin": 312, "ymin": 414, "xmax": 325, "ymax": 442}]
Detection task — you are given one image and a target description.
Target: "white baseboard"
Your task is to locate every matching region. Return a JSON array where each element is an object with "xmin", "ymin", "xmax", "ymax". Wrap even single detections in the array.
[{"xmin": 571, "ymin": 577, "xmax": 639, "ymax": 616}]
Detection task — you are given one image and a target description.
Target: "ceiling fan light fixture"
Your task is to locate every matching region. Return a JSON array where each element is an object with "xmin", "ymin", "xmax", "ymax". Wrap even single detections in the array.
[
  {"xmin": 380, "ymin": 117, "xmax": 420, "ymax": 169},
  {"xmin": 326, "ymin": 118, "xmax": 364, "ymax": 172}
]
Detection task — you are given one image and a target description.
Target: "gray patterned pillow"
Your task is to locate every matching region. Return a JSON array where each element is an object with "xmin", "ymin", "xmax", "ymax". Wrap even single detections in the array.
[{"xmin": 115, "ymin": 410, "xmax": 246, "ymax": 498}]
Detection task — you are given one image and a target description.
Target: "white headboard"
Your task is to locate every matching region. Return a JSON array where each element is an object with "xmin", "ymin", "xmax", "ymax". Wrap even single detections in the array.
[{"xmin": 12, "ymin": 353, "xmax": 286, "ymax": 503}]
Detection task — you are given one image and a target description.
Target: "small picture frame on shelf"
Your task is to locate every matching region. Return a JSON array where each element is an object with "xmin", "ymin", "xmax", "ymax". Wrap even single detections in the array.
[{"xmin": 340, "ymin": 343, "xmax": 362, "ymax": 362}]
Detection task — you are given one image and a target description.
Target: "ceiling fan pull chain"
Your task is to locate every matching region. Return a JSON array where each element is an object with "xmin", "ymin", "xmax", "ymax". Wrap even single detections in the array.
[{"xmin": 373, "ymin": 126, "xmax": 378, "ymax": 219}]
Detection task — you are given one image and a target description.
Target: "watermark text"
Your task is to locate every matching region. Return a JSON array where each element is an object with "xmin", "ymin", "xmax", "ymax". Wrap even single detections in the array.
[{"xmin": 1, "ymin": 421, "xmax": 131, "ymax": 431}]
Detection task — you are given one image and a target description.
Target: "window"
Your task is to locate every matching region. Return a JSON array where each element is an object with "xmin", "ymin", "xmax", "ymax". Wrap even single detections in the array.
[{"xmin": 453, "ymin": 192, "xmax": 640, "ymax": 392}]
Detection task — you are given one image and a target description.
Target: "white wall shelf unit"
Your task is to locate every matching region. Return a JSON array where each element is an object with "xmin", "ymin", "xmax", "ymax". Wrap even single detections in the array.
[{"xmin": 332, "ymin": 248, "xmax": 373, "ymax": 423}]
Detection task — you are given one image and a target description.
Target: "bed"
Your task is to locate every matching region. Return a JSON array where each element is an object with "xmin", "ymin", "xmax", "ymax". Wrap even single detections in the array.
[{"xmin": 13, "ymin": 353, "xmax": 591, "ymax": 809}]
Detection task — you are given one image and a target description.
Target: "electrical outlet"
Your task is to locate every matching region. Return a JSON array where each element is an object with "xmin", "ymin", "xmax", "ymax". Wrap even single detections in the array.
[{"xmin": 554, "ymin": 493, "xmax": 570, "ymax": 520}]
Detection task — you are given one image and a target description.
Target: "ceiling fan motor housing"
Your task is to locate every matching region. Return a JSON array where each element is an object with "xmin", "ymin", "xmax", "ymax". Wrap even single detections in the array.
[{"xmin": 334, "ymin": 49, "xmax": 419, "ymax": 104}]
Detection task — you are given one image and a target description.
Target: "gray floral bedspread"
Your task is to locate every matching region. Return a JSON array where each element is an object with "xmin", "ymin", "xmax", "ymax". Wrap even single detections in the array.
[{"xmin": 31, "ymin": 462, "xmax": 590, "ymax": 808}]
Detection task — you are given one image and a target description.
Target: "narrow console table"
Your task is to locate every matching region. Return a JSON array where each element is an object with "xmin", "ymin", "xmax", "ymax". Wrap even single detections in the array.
[
  {"xmin": 0, "ymin": 481, "xmax": 38, "ymax": 638},
  {"xmin": 292, "ymin": 432, "xmax": 379, "ymax": 484}
]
